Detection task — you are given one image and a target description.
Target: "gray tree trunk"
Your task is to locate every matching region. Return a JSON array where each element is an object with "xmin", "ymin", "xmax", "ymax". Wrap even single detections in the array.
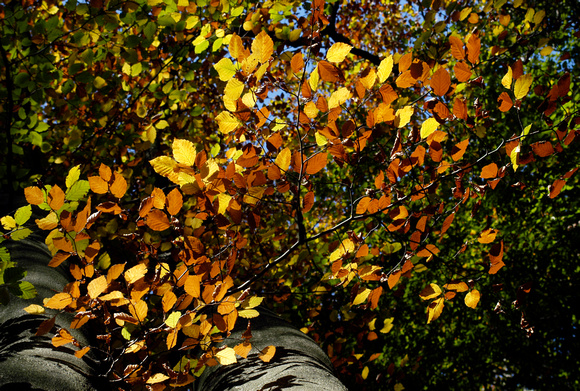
[{"xmin": 0, "ymin": 237, "xmax": 347, "ymax": 390}]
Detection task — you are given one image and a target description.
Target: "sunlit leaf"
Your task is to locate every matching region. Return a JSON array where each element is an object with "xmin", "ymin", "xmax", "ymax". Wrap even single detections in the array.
[
  {"xmin": 258, "ymin": 345, "xmax": 276, "ymax": 363},
  {"xmin": 514, "ymin": 74, "xmax": 534, "ymax": 100},
  {"xmin": 216, "ymin": 347, "xmax": 237, "ymax": 365},
  {"xmin": 419, "ymin": 283, "xmax": 442, "ymax": 300},
  {"xmin": 426, "ymin": 297, "xmax": 445, "ymax": 323},
  {"xmin": 478, "ymin": 228, "xmax": 498, "ymax": 244},
  {"xmin": 465, "ymin": 289, "xmax": 481, "ymax": 309},
  {"xmin": 87, "ymin": 275, "xmax": 108, "ymax": 299},
  {"xmin": 326, "ymin": 42, "xmax": 352, "ymax": 63}
]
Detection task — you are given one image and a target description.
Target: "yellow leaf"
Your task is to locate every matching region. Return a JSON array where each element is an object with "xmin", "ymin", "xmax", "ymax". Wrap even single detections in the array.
[
  {"xmin": 465, "ymin": 289, "xmax": 481, "ymax": 308},
  {"xmin": 419, "ymin": 283, "xmax": 442, "ymax": 300},
  {"xmin": 165, "ymin": 311, "xmax": 182, "ymax": 328},
  {"xmin": 377, "ymin": 55, "xmax": 393, "ymax": 83},
  {"xmin": 184, "ymin": 275, "xmax": 201, "ymax": 298},
  {"xmin": 326, "ymin": 42, "xmax": 352, "ymax": 63},
  {"xmin": 23, "ymin": 304, "xmax": 45, "ymax": 315},
  {"xmin": 24, "ymin": 186, "xmax": 45, "ymax": 205},
  {"xmin": 99, "ymin": 291, "xmax": 124, "ymax": 301},
  {"xmin": 215, "ymin": 111, "xmax": 240, "ymax": 134},
  {"xmin": 380, "ymin": 317, "xmax": 394, "ymax": 334},
  {"xmin": 172, "ymin": 139, "xmax": 196, "ymax": 166},
  {"xmin": 501, "ymin": 66, "xmax": 512, "ymax": 89},
  {"xmin": 238, "ymin": 309, "xmax": 260, "ymax": 318},
  {"xmin": 353, "ymin": 288, "xmax": 371, "ymax": 305},
  {"xmin": 362, "ymin": 366, "xmax": 369, "ymax": 380},
  {"xmin": 308, "ymin": 65, "xmax": 319, "ymax": 91},
  {"xmin": 214, "ymin": 58, "xmax": 237, "ymax": 81},
  {"xmin": 124, "ymin": 263, "xmax": 148, "ymax": 284},
  {"xmin": 224, "ymin": 78, "xmax": 244, "ymax": 101},
  {"xmin": 66, "ymin": 165, "xmax": 81, "ymax": 188},
  {"xmin": 146, "ymin": 373, "xmax": 170, "ymax": 384},
  {"xmin": 93, "ymin": 76, "xmax": 107, "ymax": 88},
  {"xmin": 251, "ymin": 30, "xmax": 273, "ymax": 63},
  {"xmin": 328, "ymin": 87, "xmax": 352, "ymax": 109},
  {"xmin": 149, "ymin": 156, "xmax": 179, "ymax": 184},
  {"xmin": 275, "ymin": 147, "xmax": 291, "ymax": 172},
  {"xmin": 258, "ymin": 345, "xmax": 276, "ymax": 363},
  {"xmin": 216, "ymin": 347, "xmax": 237, "ymax": 365},
  {"xmin": 395, "ymin": 106, "xmax": 414, "ymax": 128},
  {"xmin": 125, "ymin": 340, "xmax": 145, "ymax": 354},
  {"xmin": 510, "ymin": 143, "xmax": 520, "ymax": 171},
  {"xmin": 303, "ymin": 101, "xmax": 319, "ymax": 119},
  {"xmin": 87, "ymin": 275, "xmax": 108, "ymax": 299},
  {"xmin": 246, "ymin": 296, "xmax": 264, "ymax": 309},
  {"xmin": 394, "ymin": 383, "xmax": 405, "ymax": 391},
  {"xmin": 514, "ymin": 74, "xmax": 533, "ymax": 100},
  {"xmin": 420, "ymin": 117, "xmax": 440, "ymax": 139},
  {"xmin": 360, "ymin": 69, "xmax": 377, "ymax": 90},
  {"xmin": 426, "ymin": 297, "xmax": 444, "ymax": 324}
]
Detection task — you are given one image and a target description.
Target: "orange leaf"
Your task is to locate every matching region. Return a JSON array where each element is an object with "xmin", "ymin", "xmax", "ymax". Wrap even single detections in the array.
[
  {"xmin": 146, "ymin": 209, "xmax": 171, "ymax": 231},
  {"xmin": 234, "ymin": 341, "xmax": 252, "ymax": 358},
  {"xmin": 478, "ymin": 228, "xmax": 497, "ymax": 244},
  {"xmin": 52, "ymin": 236, "xmax": 74, "ymax": 253},
  {"xmin": 318, "ymin": 60, "xmax": 344, "ymax": 83},
  {"xmin": 453, "ymin": 97, "xmax": 468, "ymax": 120},
  {"xmin": 88, "ymin": 176, "xmax": 109, "ymax": 194},
  {"xmin": 24, "ymin": 186, "xmax": 45, "ymax": 205},
  {"xmin": 110, "ymin": 172, "xmax": 127, "ymax": 199},
  {"xmin": 304, "ymin": 152, "xmax": 328, "ymax": 175},
  {"xmin": 48, "ymin": 252, "xmax": 71, "ymax": 268},
  {"xmin": 52, "ymin": 328, "xmax": 75, "ymax": 347},
  {"xmin": 387, "ymin": 270, "xmax": 401, "ymax": 289},
  {"xmin": 489, "ymin": 261, "xmax": 505, "ymax": 274},
  {"xmin": 291, "ymin": 52, "xmax": 304, "ymax": 73},
  {"xmin": 417, "ymin": 244, "xmax": 439, "ymax": 258},
  {"xmin": 87, "ymin": 275, "xmax": 108, "ymax": 299},
  {"xmin": 395, "ymin": 70, "xmax": 416, "ymax": 88},
  {"xmin": 184, "ymin": 274, "xmax": 201, "ymax": 298},
  {"xmin": 549, "ymin": 178, "xmax": 566, "ymax": 199},
  {"xmin": 162, "ymin": 290, "xmax": 177, "ymax": 313},
  {"xmin": 302, "ymin": 191, "xmax": 314, "ymax": 213},
  {"xmin": 466, "ymin": 34, "xmax": 480, "ymax": 64},
  {"xmin": 258, "ymin": 345, "xmax": 276, "ymax": 363},
  {"xmin": 454, "ymin": 61, "xmax": 472, "ymax": 82},
  {"xmin": 166, "ymin": 327, "xmax": 179, "ymax": 350},
  {"xmin": 430, "ymin": 68, "xmax": 451, "ymax": 96},
  {"xmin": 74, "ymin": 346, "xmax": 91, "ymax": 358},
  {"xmin": 498, "ymin": 92, "xmax": 513, "ymax": 112},
  {"xmin": 166, "ymin": 188, "xmax": 183, "ymax": 215},
  {"xmin": 451, "ymin": 138, "xmax": 469, "ymax": 161},
  {"xmin": 45, "ymin": 292, "xmax": 73, "ymax": 309},
  {"xmin": 464, "ymin": 289, "xmax": 480, "ymax": 309},
  {"xmin": 480, "ymin": 163, "xmax": 498, "ymax": 179},
  {"xmin": 449, "ymin": 36, "xmax": 465, "ymax": 60},
  {"xmin": 129, "ymin": 299, "xmax": 148, "ymax": 322},
  {"xmin": 530, "ymin": 141, "xmax": 555, "ymax": 157},
  {"xmin": 48, "ymin": 185, "xmax": 65, "ymax": 210},
  {"xmin": 99, "ymin": 163, "xmax": 112, "ymax": 182}
]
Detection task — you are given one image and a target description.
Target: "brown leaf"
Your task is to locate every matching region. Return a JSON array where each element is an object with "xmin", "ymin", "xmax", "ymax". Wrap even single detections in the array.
[
  {"xmin": 318, "ymin": 60, "xmax": 344, "ymax": 82},
  {"xmin": 146, "ymin": 209, "xmax": 171, "ymax": 231},
  {"xmin": 430, "ymin": 68, "xmax": 451, "ymax": 96}
]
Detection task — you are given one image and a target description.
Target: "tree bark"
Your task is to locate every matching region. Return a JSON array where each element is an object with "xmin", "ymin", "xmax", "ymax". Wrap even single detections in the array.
[{"xmin": 0, "ymin": 237, "xmax": 347, "ymax": 390}]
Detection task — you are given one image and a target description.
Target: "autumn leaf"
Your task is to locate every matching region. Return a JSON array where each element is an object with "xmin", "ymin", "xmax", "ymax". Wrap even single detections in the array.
[
  {"xmin": 146, "ymin": 209, "xmax": 171, "ymax": 231},
  {"xmin": 498, "ymin": 92, "xmax": 513, "ymax": 112},
  {"xmin": 87, "ymin": 275, "xmax": 108, "ymax": 299},
  {"xmin": 478, "ymin": 228, "xmax": 498, "ymax": 244},
  {"xmin": 45, "ymin": 292, "xmax": 72, "ymax": 309},
  {"xmin": 427, "ymin": 297, "xmax": 445, "ymax": 323},
  {"xmin": 24, "ymin": 186, "xmax": 45, "ymax": 205},
  {"xmin": 216, "ymin": 347, "xmax": 237, "ymax": 365},
  {"xmin": 480, "ymin": 163, "xmax": 498, "ymax": 179},
  {"xmin": 501, "ymin": 66, "xmax": 513, "ymax": 89},
  {"xmin": 420, "ymin": 117, "xmax": 440, "ymax": 139},
  {"xmin": 514, "ymin": 74, "xmax": 534, "ymax": 100},
  {"xmin": 465, "ymin": 289, "xmax": 481, "ymax": 309},
  {"xmin": 304, "ymin": 152, "xmax": 328, "ymax": 175},
  {"xmin": 172, "ymin": 139, "xmax": 197, "ymax": 166},
  {"xmin": 449, "ymin": 36, "xmax": 465, "ymax": 60},
  {"xmin": 430, "ymin": 68, "xmax": 451, "ymax": 96},
  {"xmin": 326, "ymin": 42, "xmax": 352, "ymax": 63},
  {"xmin": 395, "ymin": 106, "xmax": 414, "ymax": 128},
  {"xmin": 52, "ymin": 328, "xmax": 75, "ymax": 347},
  {"xmin": 251, "ymin": 30, "xmax": 273, "ymax": 63},
  {"xmin": 420, "ymin": 283, "xmax": 442, "ymax": 300},
  {"xmin": 215, "ymin": 111, "xmax": 241, "ymax": 134},
  {"xmin": 258, "ymin": 345, "xmax": 276, "ymax": 362}
]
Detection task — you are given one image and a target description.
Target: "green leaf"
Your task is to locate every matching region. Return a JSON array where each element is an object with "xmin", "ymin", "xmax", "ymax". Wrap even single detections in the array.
[
  {"xmin": 14, "ymin": 205, "xmax": 32, "ymax": 226},
  {"xmin": 10, "ymin": 228, "xmax": 32, "ymax": 241},
  {"xmin": 66, "ymin": 180, "xmax": 90, "ymax": 201},
  {"xmin": 16, "ymin": 281, "xmax": 37, "ymax": 299}
]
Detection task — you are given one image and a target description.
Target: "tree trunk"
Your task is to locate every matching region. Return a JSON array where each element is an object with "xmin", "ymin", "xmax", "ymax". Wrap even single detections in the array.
[{"xmin": 0, "ymin": 237, "xmax": 347, "ymax": 390}]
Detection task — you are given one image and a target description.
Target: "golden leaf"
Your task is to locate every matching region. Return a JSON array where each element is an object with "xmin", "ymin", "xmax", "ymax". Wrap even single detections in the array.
[
  {"xmin": 501, "ymin": 66, "xmax": 513, "ymax": 89},
  {"xmin": 124, "ymin": 263, "xmax": 148, "ymax": 285},
  {"xmin": 514, "ymin": 74, "xmax": 533, "ymax": 100},
  {"xmin": 426, "ymin": 297, "xmax": 445, "ymax": 324},
  {"xmin": 87, "ymin": 275, "xmax": 108, "ymax": 299},
  {"xmin": 172, "ymin": 139, "xmax": 197, "ymax": 166},
  {"xmin": 420, "ymin": 117, "xmax": 440, "ymax": 139},
  {"xmin": 24, "ymin": 186, "xmax": 45, "ymax": 205},
  {"xmin": 258, "ymin": 345, "xmax": 276, "ymax": 363},
  {"xmin": 465, "ymin": 289, "xmax": 481, "ymax": 308},
  {"xmin": 395, "ymin": 106, "xmax": 414, "ymax": 128},
  {"xmin": 216, "ymin": 347, "xmax": 237, "ymax": 365},
  {"xmin": 420, "ymin": 283, "xmax": 442, "ymax": 300},
  {"xmin": 251, "ymin": 30, "xmax": 273, "ymax": 63},
  {"xmin": 45, "ymin": 292, "xmax": 72, "ymax": 309},
  {"xmin": 215, "ymin": 111, "xmax": 240, "ymax": 134},
  {"xmin": 377, "ymin": 55, "xmax": 393, "ymax": 83},
  {"xmin": 326, "ymin": 42, "xmax": 352, "ymax": 63}
]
